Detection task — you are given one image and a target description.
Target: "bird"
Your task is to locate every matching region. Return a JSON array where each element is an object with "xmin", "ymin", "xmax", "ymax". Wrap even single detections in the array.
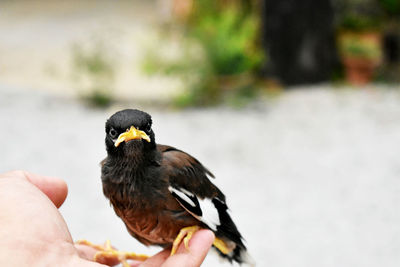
[{"xmin": 80, "ymin": 109, "xmax": 254, "ymax": 266}]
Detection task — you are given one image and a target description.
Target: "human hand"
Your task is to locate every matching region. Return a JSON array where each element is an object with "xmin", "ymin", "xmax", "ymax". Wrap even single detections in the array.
[
  {"xmin": 0, "ymin": 171, "xmax": 214, "ymax": 267},
  {"xmin": 0, "ymin": 170, "xmax": 94, "ymax": 266},
  {"xmin": 76, "ymin": 230, "xmax": 215, "ymax": 267}
]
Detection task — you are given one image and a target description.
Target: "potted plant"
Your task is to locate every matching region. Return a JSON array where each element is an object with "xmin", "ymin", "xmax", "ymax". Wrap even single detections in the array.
[
  {"xmin": 334, "ymin": 0, "xmax": 384, "ymax": 85},
  {"xmin": 338, "ymin": 30, "xmax": 382, "ymax": 85}
]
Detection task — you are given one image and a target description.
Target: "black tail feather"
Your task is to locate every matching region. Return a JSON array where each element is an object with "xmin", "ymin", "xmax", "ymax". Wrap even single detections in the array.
[{"xmin": 212, "ymin": 199, "xmax": 254, "ymax": 265}]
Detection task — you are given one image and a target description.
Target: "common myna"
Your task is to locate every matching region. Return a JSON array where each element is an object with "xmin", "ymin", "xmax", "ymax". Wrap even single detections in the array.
[{"xmin": 80, "ymin": 109, "xmax": 253, "ymax": 266}]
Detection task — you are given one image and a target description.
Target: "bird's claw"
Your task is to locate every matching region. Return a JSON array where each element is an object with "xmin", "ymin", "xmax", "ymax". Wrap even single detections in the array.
[
  {"xmin": 76, "ymin": 239, "xmax": 148, "ymax": 267},
  {"xmin": 170, "ymin": 225, "xmax": 200, "ymax": 256}
]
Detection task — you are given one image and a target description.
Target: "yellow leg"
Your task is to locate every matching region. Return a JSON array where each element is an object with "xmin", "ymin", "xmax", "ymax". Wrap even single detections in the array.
[
  {"xmin": 170, "ymin": 226, "xmax": 200, "ymax": 256},
  {"xmin": 76, "ymin": 239, "xmax": 106, "ymax": 251},
  {"xmin": 170, "ymin": 227, "xmax": 235, "ymax": 257},
  {"xmin": 213, "ymin": 237, "xmax": 233, "ymax": 255},
  {"xmin": 76, "ymin": 239, "xmax": 149, "ymax": 266}
]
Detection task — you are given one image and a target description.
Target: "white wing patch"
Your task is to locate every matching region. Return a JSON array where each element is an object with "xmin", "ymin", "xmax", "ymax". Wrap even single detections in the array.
[
  {"xmin": 198, "ymin": 197, "xmax": 220, "ymax": 231},
  {"xmin": 168, "ymin": 186, "xmax": 196, "ymax": 207},
  {"xmin": 168, "ymin": 185, "xmax": 221, "ymax": 231}
]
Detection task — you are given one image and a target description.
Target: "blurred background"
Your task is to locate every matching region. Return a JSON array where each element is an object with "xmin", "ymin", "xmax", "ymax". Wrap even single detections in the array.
[{"xmin": 1, "ymin": 0, "xmax": 400, "ymax": 266}]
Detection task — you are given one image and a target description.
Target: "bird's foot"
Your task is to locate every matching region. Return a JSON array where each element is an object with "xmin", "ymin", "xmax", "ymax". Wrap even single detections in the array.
[
  {"xmin": 213, "ymin": 237, "xmax": 233, "ymax": 255},
  {"xmin": 76, "ymin": 239, "xmax": 149, "ymax": 267},
  {"xmin": 171, "ymin": 227, "xmax": 234, "ymax": 257},
  {"xmin": 170, "ymin": 225, "xmax": 200, "ymax": 255}
]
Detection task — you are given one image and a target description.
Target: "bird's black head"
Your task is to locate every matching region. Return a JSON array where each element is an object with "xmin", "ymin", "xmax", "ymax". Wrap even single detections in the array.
[{"xmin": 105, "ymin": 109, "xmax": 156, "ymax": 157}]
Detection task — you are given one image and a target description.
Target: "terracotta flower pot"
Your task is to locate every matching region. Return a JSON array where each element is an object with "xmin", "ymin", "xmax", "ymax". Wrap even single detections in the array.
[{"xmin": 343, "ymin": 57, "xmax": 376, "ymax": 86}]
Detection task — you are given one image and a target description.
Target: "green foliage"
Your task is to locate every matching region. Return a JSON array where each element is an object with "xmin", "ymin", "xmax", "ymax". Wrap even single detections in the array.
[
  {"xmin": 190, "ymin": 6, "xmax": 263, "ymax": 76},
  {"xmin": 84, "ymin": 87, "xmax": 113, "ymax": 107},
  {"xmin": 379, "ymin": 0, "xmax": 400, "ymax": 16},
  {"xmin": 334, "ymin": 0, "xmax": 384, "ymax": 31},
  {"xmin": 340, "ymin": 14, "xmax": 381, "ymax": 31},
  {"xmin": 142, "ymin": 0, "xmax": 264, "ymax": 107},
  {"xmin": 341, "ymin": 38, "xmax": 381, "ymax": 61},
  {"xmin": 71, "ymin": 42, "xmax": 115, "ymax": 107},
  {"xmin": 338, "ymin": 33, "xmax": 382, "ymax": 62}
]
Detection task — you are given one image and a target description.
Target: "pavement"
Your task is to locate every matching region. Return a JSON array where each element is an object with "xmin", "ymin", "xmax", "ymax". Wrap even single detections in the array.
[{"xmin": 1, "ymin": 84, "xmax": 400, "ymax": 266}]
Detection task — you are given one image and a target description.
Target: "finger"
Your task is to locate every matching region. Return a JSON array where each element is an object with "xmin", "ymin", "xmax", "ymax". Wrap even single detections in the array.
[
  {"xmin": 160, "ymin": 229, "xmax": 215, "ymax": 267},
  {"xmin": 74, "ymin": 243, "xmax": 144, "ymax": 267},
  {"xmin": 184, "ymin": 230, "xmax": 215, "ymax": 266},
  {"xmin": 75, "ymin": 244, "xmax": 99, "ymax": 261},
  {"xmin": 0, "ymin": 170, "xmax": 74, "ymax": 246},
  {"xmin": 0, "ymin": 170, "xmax": 68, "ymax": 208},
  {"xmin": 138, "ymin": 249, "xmax": 170, "ymax": 267},
  {"xmin": 24, "ymin": 171, "xmax": 68, "ymax": 208}
]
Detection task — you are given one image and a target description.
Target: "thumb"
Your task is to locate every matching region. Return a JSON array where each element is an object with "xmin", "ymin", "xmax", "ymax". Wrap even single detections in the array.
[{"xmin": 16, "ymin": 170, "xmax": 68, "ymax": 208}]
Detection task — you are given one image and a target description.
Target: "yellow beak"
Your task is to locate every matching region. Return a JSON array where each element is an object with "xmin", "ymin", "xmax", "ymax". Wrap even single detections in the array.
[{"xmin": 114, "ymin": 126, "xmax": 151, "ymax": 147}]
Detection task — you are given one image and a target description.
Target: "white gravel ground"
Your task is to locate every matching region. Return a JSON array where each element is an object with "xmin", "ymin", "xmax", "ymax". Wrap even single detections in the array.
[{"xmin": 1, "ymin": 84, "xmax": 400, "ymax": 267}]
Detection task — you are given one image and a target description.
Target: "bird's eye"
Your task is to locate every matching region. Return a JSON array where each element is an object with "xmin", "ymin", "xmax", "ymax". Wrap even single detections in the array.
[
  {"xmin": 145, "ymin": 123, "xmax": 152, "ymax": 132},
  {"xmin": 109, "ymin": 128, "xmax": 118, "ymax": 139}
]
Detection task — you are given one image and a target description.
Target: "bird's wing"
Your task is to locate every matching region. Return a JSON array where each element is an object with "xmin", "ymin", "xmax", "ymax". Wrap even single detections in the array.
[
  {"xmin": 158, "ymin": 144, "xmax": 247, "ymax": 262},
  {"xmin": 157, "ymin": 144, "xmax": 221, "ymax": 198},
  {"xmin": 158, "ymin": 145, "xmax": 233, "ymax": 233},
  {"xmin": 168, "ymin": 184, "xmax": 229, "ymax": 232}
]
